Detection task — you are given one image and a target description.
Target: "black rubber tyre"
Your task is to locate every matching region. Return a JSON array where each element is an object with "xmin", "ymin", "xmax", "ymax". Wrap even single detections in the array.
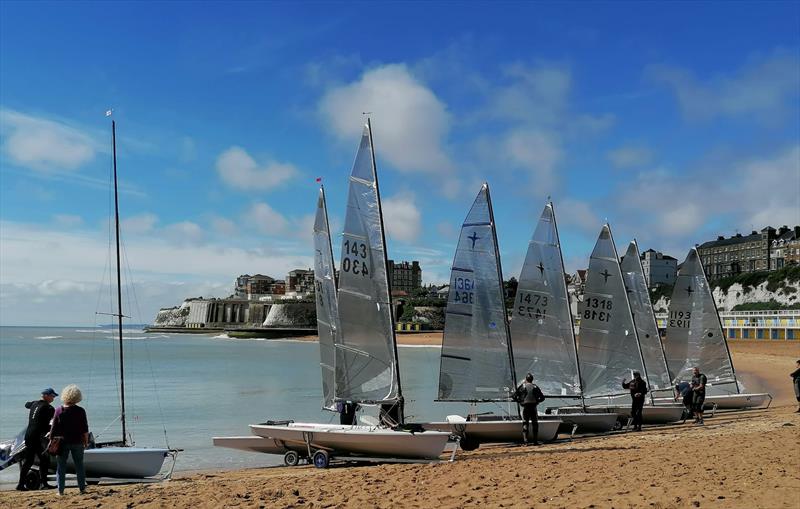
[
  {"xmin": 284, "ymin": 450, "xmax": 300, "ymax": 467},
  {"xmin": 87, "ymin": 480, "xmax": 100, "ymax": 485},
  {"xmin": 459, "ymin": 435, "xmax": 479, "ymax": 451},
  {"xmin": 312, "ymin": 450, "xmax": 330, "ymax": 469},
  {"xmin": 24, "ymin": 469, "xmax": 41, "ymax": 490},
  {"xmin": 613, "ymin": 419, "xmax": 624, "ymax": 431}
]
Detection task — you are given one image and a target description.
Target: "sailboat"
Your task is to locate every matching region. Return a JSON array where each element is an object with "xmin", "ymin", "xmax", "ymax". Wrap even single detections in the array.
[
  {"xmin": 423, "ymin": 184, "xmax": 561, "ymax": 449},
  {"xmin": 660, "ymin": 248, "xmax": 771, "ymax": 409},
  {"xmin": 214, "ymin": 186, "xmax": 340, "ymax": 460},
  {"xmin": 510, "ymin": 202, "xmax": 618, "ymax": 433},
  {"xmin": 561, "ymin": 224, "xmax": 683, "ymax": 424},
  {"xmin": 65, "ymin": 119, "xmax": 174, "ymax": 480},
  {"xmin": 249, "ymin": 120, "xmax": 449, "ymax": 466}
]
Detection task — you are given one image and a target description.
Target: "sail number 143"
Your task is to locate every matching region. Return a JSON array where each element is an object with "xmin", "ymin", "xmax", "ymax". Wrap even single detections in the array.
[{"xmin": 342, "ymin": 239, "xmax": 370, "ymax": 277}]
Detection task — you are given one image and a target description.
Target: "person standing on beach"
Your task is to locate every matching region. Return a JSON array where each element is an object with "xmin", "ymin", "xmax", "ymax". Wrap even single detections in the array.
[
  {"xmin": 16, "ymin": 388, "xmax": 57, "ymax": 491},
  {"xmin": 674, "ymin": 381, "xmax": 693, "ymax": 419},
  {"xmin": 49, "ymin": 385, "xmax": 89, "ymax": 496},
  {"xmin": 515, "ymin": 373, "xmax": 545, "ymax": 445},
  {"xmin": 791, "ymin": 360, "xmax": 800, "ymax": 413},
  {"xmin": 622, "ymin": 372, "xmax": 647, "ymax": 431},
  {"xmin": 691, "ymin": 367, "xmax": 707, "ymax": 425}
]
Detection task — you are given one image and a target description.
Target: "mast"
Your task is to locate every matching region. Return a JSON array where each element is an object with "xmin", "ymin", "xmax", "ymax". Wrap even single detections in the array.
[
  {"xmin": 485, "ymin": 184, "xmax": 517, "ymax": 396},
  {"xmin": 697, "ymin": 247, "xmax": 740, "ymax": 394},
  {"xmin": 112, "ymin": 120, "xmax": 127, "ymax": 445},
  {"xmin": 366, "ymin": 118, "xmax": 404, "ymax": 422},
  {"xmin": 550, "ymin": 201, "xmax": 587, "ymax": 409},
  {"xmin": 607, "ymin": 224, "xmax": 650, "ymax": 402}
]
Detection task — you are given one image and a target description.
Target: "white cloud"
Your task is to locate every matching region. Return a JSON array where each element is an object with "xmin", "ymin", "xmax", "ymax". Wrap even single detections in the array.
[
  {"xmin": 162, "ymin": 221, "xmax": 205, "ymax": 245},
  {"xmin": 556, "ymin": 198, "xmax": 599, "ymax": 234},
  {"xmin": 318, "ymin": 64, "xmax": 453, "ymax": 173},
  {"xmin": 608, "ymin": 146, "xmax": 653, "ymax": 169},
  {"xmin": 121, "ymin": 213, "xmax": 159, "ymax": 234},
  {"xmin": 210, "ymin": 216, "xmax": 237, "ymax": 236},
  {"xmin": 383, "ymin": 192, "xmax": 422, "ymax": 243},
  {"xmin": 53, "ymin": 214, "xmax": 83, "ymax": 227},
  {"xmin": 505, "ymin": 129, "xmax": 562, "ymax": 190},
  {"xmin": 246, "ymin": 202, "xmax": 289, "ymax": 235},
  {"xmin": 0, "ymin": 109, "xmax": 99, "ymax": 171},
  {"xmin": 489, "ymin": 64, "xmax": 571, "ymax": 125},
  {"xmin": 649, "ymin": 50, "xmax": 800, "ymax": 123},
  {"xmin": 215, "ymin": 146, "xmax": 299, "ymax": 191}
]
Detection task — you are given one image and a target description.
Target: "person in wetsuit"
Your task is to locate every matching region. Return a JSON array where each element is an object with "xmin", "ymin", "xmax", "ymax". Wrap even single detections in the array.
[
  {"xmin": 691, "ymin": 367, "xmax": 707, "ymax": 425},
  {"xmin": 622, "ymin": 372, "xmax": 648, "ymax": 431},
  {"xmin": 16, "ymin": 388, "xmax": 57, "ymax": 491},
  {"xmin": 675, "ymin": 381, "xmax": 693, "ymax": 419},
  {"xmin": 516, "ymin": 373, "xmax": 546, "ymax": 445},
  {"xmin": 790, "ymin": 359, "xmax": 800, "ymax": 413},
  {"xmin": 337, "ymin": 401, "xmax": 359, "ymax": 425}
]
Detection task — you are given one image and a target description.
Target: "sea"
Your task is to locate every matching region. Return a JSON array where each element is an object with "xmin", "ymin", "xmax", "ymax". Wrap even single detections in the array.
[{"xmin": 0, "ymin": 326, "xmax": 494, "ymax": 486}]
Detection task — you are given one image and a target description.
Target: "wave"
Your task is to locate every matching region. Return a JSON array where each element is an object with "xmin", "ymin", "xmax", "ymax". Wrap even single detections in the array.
[
  {"xmin": 212, "ymin": 334, "xmax": 231, "ymax": 339},
  {"xmin": 34, "ymin": 336, "xmax": 63, "ymax": 340}
]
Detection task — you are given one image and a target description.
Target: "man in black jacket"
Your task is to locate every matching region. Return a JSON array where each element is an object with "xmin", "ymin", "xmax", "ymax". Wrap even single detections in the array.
[
  {"xmin": 16, "ymin": 388, "xmax": 57, "ymax": 491},
  {"xmin": 622, "ymin": 372, "xmax": 648, "ymax": 431},
  {"xmin": 515, "ymin": 373, "xmax": 546, "ymax": 445}
]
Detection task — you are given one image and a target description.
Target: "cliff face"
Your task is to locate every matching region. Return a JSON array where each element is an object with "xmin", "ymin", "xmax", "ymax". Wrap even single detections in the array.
[
  {"xmin": 651, "ymin": 274, "xmax": 799, "ymax": 312},
  {"xmin": 153, "ymin": 301, "xmax": 191, "ymax": 327},
  {"xmin": 262, "ymin": 302, "xmax": 316, "ymax": 327}
]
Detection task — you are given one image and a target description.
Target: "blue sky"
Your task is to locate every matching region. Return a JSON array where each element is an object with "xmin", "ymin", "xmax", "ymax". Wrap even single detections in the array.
[{"xmin": 1, "ymin": 1, "xmax": 798, "ymax": 325}]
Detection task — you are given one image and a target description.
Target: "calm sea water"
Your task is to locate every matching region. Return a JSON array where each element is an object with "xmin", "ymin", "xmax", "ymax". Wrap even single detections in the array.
[{"xmin": 0, "ymin": 326, "xmax": 492, "ymax": 485}]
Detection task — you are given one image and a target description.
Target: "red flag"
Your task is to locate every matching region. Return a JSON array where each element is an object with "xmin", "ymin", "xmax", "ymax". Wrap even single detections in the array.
[{"xmin": 315, "ymin": 177, "xmax": 322, "ymax": 182}]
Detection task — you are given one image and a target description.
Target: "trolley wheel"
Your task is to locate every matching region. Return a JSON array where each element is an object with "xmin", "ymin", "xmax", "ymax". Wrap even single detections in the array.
[
  {"xmin": 87, "ymin": 480, "xmax": 100, "ymax": 485},
  {"xmin": 284, "ymin": 450, "xmax": 300, "ymax": 467},
  {"xmin": 312, "ymin": 450, "xmax": 330, "ymax": 469},
  {"xmin": 24, "ymin": 469, "xmax": 41, "ymax": 490},
  {"xmin": 459, "ymin": 435, "xmax": 479, "ymax": 451},
  {"xmin": 613, "ymin": 418, "xmax": 624, "ymax": 431}
]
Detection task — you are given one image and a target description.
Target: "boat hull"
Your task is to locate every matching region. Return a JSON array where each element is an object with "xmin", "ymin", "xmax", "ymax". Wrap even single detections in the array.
[
  {"xmin": 542, "ymin": 412, "xmax": 619, "ymax": 433},
  {"xmin": 64, "ymin": 447, "xmax": 169, "ymax": 478},
  {"xmin": 212, "ymin": 436, "xmax": 294, "ymax": 455},
  {"xmin": 423, "ymin": 419, "xmax": 561, "ymax": 444},
  {"xmin": 559, "ymin": 404, "xmax": 685, "ymax": 424},
  {"xmin": 654, "ymin": 393, "xmax": 772, "ymax": 410},
  {"xmin": 249, "ymin": 423, "xmax": 449, "ymax": 460}
]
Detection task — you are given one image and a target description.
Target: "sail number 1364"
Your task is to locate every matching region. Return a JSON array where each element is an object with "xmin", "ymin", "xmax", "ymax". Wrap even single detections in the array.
[{"xmin": 342, "ymin": 239, "xmax": 370, "ymax": 277}]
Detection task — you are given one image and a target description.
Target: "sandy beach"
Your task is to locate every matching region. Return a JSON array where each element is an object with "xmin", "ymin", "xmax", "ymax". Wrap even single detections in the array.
[{"xmin": 2, "ymin": 340, "xmax": 798, "ymax": 509}]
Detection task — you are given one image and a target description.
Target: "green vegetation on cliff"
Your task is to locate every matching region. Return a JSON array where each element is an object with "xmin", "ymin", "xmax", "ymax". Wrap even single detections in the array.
[
  {"xmin": 731, "ymin": 300, "xmax": 800, "ymax": 311},
  {"xmin": 713, "ymin": 264, "xmax": 800, "ymax": 293}
]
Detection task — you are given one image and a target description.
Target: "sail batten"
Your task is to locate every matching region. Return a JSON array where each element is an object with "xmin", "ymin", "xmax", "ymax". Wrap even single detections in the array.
[
  {"xmin": 664, "ymin": 248, "xmax": 737, "ymax": 390},
  {"xmin": 313, "ymin": 186, "xmax": 340, "ymax": 411},
  {"xmin": 437, "ymin": 184, "xmax": 516, "ymax": 402},
  {"xmin": 620, "ymin": 240, "xmax": 672, "ymax": 391},
  {"xmin": 334, "ymin": 123, "xmax": 401, "ymax": 406},
  {"xmin": 510, "ymin": 203, "xmax": 582, "ymax": 398},
  {"xmin": 577, "ymin": 224, "xmax": 648, "ymax": 399}
]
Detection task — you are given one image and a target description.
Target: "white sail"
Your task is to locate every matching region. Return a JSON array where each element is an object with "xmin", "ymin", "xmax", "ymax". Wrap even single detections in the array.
[
  {"xmin": 313, "ymin": 186, "xmax": 340, "ymax": 411},
  {"xmin": 334, "ymin": 122, "xmax": 401, "ymax": 405},
  {"xmin": 620, "ymin": 240, "xmax": 672, "ymax": 391},
  {"xmin": 510, "ymin": 202, "xmax": 582, "ymax": 398},
  {"xmin": 438, "ymin": 183, "xmax": 516, "ymax": 402},
  {"xmin": 577, "ymin": 224, "xmax": 647, "ymax": 398},
  {"xmin": 664, "ymin": 248, "xmax": 737, "ymax": 390}
]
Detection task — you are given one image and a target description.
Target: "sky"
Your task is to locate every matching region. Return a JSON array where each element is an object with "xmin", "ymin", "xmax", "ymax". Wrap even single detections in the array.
[{"xmin": 1, "ymin": 1, "xmax": 799, "ymax": 326}]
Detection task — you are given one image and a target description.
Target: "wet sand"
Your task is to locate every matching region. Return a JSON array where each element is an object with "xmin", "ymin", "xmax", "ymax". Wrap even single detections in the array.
[{"xmin": 2, "ymin": 340, "xmax": 798, "ymax": 509}]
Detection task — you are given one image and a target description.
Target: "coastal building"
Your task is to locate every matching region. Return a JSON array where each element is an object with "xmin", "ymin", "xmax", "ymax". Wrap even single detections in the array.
[
  {"xmin": 697, "ymin": 227, "xmax": 778, "ymax": 280},
  {"xmin": 387, "ymin": 260, "xmax": 422, "ymax": 293},
  {"xmin": 234, "ymin": 274, "xmax": 286, "ymax": 300},
  {"xmin": 286, "ymin": 269, "xmax": 314, "ymax": 294},
  {"xmin": 639, "ymin": 249, "xmax": 677, "ymax": 287},
  {"xmin": 770, "ymin": 226, "xmax": 800, "ymax": 270}
]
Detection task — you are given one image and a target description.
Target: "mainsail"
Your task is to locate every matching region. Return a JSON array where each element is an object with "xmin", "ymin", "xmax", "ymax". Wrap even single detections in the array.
[
  {"xmin": 510, "ymin": 202, "xmax": 582, "ymax": 398},
  {"xmin": 577, "ymin": 224, "xmax": 647, "ymax": 398},
  {"xmin": 334, "ymin": 121, "xmax": 402, "ymax": 405},
  {"xmin": 438, "ymin": 183, "xmax": 516, "ymax": 402},
  {"xmin": 620, "ymin": 240, "xmax": 672, "ymax": 391},
  {"xmin": 313, "ymin": 185, "xmax": 339, "ymax": 411},
  {"xmin": 664, "ymin": 248, "xmax": 737, "ymax": 390}
]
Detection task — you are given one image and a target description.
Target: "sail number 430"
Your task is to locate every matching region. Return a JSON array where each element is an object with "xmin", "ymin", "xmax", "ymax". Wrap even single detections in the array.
[{"xmin": 342, "ymin": 240, "xmax": 370, "ymax": 277}]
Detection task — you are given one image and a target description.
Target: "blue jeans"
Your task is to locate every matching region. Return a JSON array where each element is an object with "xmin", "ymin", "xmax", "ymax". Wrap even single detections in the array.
[{"xmin": 56, "ymin": 443, "xmax": 86, "ymax": 493}]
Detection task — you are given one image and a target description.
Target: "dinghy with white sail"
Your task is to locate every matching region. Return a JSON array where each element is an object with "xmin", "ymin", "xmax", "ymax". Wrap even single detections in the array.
[
  {"xmin": 561, "ymin": 225, "xmax": 683, "ymax": 424},
  {"xmin": 510, "ymin": 202, "xmax": 618, "ymax": 433},
  {"xmin": 423, "ymin": 185, "xmax": 561, "ymax": 448},
  {"xmin": 250, "ymin": 120, "xmax": 449, "ymax": 465},
  {"xmin": 661, "ymin": 248, "xmax": 771, "ymax": 409}
]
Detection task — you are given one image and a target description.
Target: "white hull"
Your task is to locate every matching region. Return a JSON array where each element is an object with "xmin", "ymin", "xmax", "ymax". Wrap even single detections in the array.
[
  {"xmin": 654, "ymin": 393, "xmax": 772, "ymax": 410},
  {"xmin": 424, "ymin": 419, "xmax": 561, "ymax": 444},
  {"xmin": 66, "ymin": 447, "xmax": 169, "ymax": 478},
  {"xmin": 559, "ymin": 404, "xmax": 685, "ymax": 424},
  {"xmin": 543, "ymin": 412, "xmax": 620, "ymax": 433},
  {"xmin": 212, "ymin": 436, "xmax": 294, "ymax": 455},
  {"xmin": 249, "ymin": 423, "xmax": 449, "ymax": 460}
]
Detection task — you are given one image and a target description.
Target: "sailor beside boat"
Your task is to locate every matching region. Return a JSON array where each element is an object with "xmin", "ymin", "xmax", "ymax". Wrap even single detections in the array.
[
  {"xmin": 16, "ymin": 388, "xmax": 57, "ymax": 491},
  {"xmin": 792, "ymin": 360, "xmax": 800, "ymax": 413},
  {"xmin": 691, "ymin": 368, "xmax": 707, "ymax": 425},
  {"xmin": 621, "ymin": 373, "xmax": 647, "ymax": 431},
  {"xmin": 516, "ymin": 373, "xmax": 546, "ymax": 445}
]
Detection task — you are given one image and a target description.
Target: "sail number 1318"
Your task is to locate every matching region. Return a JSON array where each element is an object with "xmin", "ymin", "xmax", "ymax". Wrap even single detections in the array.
[{"xmin": 583, "ymin": 297, "xmax": 612, "ymax": 322}]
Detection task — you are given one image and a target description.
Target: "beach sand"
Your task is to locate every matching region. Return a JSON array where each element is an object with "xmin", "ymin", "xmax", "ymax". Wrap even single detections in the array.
[{"xmin": 2, "ymin": 340, "xmax": 798, "ymax": 509}]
